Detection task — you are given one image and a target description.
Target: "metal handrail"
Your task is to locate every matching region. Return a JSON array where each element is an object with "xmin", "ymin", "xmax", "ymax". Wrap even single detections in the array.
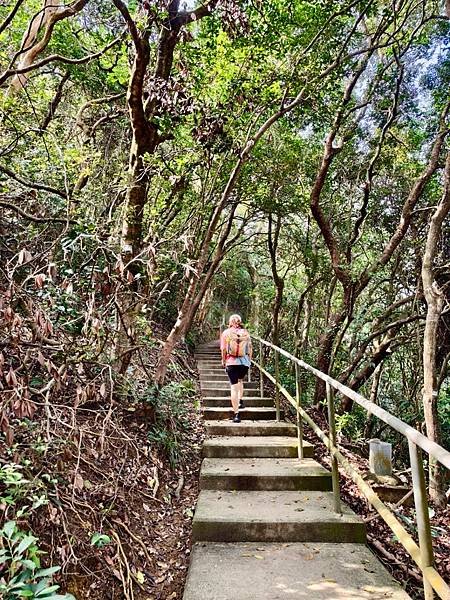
[
  {"xmin": 250, "ymin": 333, "xmax": 450, "ymax": 600},
  {"xmin": 252, "ymin": 335, "xmax": 450, "ymax": 469}
]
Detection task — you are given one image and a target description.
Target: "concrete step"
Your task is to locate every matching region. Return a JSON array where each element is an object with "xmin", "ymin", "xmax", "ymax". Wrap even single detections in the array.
[
  {"xmin": 202, "ymin": 396, "xmax": 272, "ymax": 403},
  {"xmin": 196, "ymin": 354, "xmax": 222, "ymax": 367},
  {"xmin": 200, "ymin": 381, "xmax": 259, "ymax": 390},
  {"xmin": 206, "ymin": 420, "xmax": 297, "ymax": 437},
  {"xmin": 200, "ymin": 458, "xmax": 330, "ymax": 491},
  {"xmin": 201, "ymin": 387, "xmax": 259, "ymax": 397},
  {"xmin": 201, "ymin": 377, "xmax": 257, "ymax": 384},
  {"xmin": 202, "ymin": 407, "xmax": 282, "ymax": 421},
  {"xmin": 192, "ymin": 490, "xmax": 366, "ymax": 543},
  {"xmin": 199, "ymin": 375, "xmax": 258, "ymax": 383},
  {"xmin": 203, "ymin": 436, "xmax": 313, "ymax": 459},
  {"xmin": 199, "ymin": 371, "xmax": 228, "ymax": 377},
  {"xmin": 202, "ymin": 397, "xmax": 273, "ymax": 408},
  {"xmin": 183, "ymin": 542, "xmax": 410, "ymax": 600}
]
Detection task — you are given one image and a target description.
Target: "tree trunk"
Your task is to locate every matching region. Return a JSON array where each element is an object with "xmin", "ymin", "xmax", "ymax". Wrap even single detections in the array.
[
  {"xmin": 9, "ymin": 0, "xmax": 89, "ymax": 91},
  {"xmin": 342, "ymin": 332, "xmax": 394, "ymax": 410},
  {"xmin": 267, "ymin": 213, "xmax": 284, "ymax": 347},
  {"xmin": 313, "ymin": 307, "xmax": 347, "ymax": 405},
  {"xmin": 272, "ymin": 279, "xmax": 284, "ymax": 347},
  {"xmin": 154, "ymin": 205, "xmax": 239, "ymax": 384},
  {"xmin": 421, "ymin": 151, "xmax": 450, "ymax": 507},
  {"xmin": 121, "ymin": 147, "xmax": 155, "ymax": 262},
  {"xmin": 364, "ymin": 362, "xmax": 383, "ymax": 438},
  {"xmin": 300, "ymin": 294, "xmax": 312, "ymax": 354}
]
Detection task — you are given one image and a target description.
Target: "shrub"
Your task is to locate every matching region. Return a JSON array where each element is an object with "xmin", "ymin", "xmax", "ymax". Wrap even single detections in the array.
[
  {"xmin": 0, "ymin": 521, "xmax": 74, "ymax": 599},
  {"xmin": 145, "ymin": 381, "xmax": 196, "ymax": 467}
]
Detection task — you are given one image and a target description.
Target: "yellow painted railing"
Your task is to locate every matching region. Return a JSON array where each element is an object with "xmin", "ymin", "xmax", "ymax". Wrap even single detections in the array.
[{"xmin": 250, "ymin": 334, "xmax": 450, "ymax": 600}]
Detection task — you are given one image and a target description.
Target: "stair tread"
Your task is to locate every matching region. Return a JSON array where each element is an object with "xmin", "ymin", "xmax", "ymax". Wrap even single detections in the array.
[
  {"xmin": 201, "ymin": 382, "xmax": 258, "ymax": 386},
  {"xmin": 202, "ymin": 406, "xmax": 276, "ymax": 410},
  {"xmin": 206, "ymin": 420, "xmax": 295, "ymax": 429},
  {"xmin": 194, "ymin": 490, "xmax": 363, "ymax": 524},
  {"xmin": 202, "ymin": 397, "xmax": 273, "ymax": 402},
  {"xmin": 204, "ymin": 436, "xmax": 311, "ymax": 448},
  {"xmin": 183, "ymin": 542, "xmax": 410, "ymax": 600},
  {"xmin": 203, "ymin": 399, "xmax": 274, "ymax": 408},
  {"xmin": 201, "ymin": 457, "xmax": 327, "ymax": 478}
]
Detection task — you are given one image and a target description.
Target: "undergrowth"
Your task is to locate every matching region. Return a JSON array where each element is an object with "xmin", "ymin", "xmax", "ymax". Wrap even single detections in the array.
[{"xmin": 144, "ymin": 380, "xmax": 197, "ymax": 467}]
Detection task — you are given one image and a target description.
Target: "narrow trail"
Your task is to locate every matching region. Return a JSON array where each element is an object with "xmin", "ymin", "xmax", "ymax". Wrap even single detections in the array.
[{"xmin": 183, "ymin": 340, "xmax": 410, "ymax": 599}]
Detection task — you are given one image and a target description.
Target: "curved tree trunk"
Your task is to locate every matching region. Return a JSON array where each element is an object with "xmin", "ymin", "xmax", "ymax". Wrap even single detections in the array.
[
  {"xmin": 9, "ymin": 0, "xmax": 89, "ymax": 92},
  {"xmin": 267, "ymin": 213, "xmax": 284, "ymax": 347},
  {"xmin": 421, "ymin": 151, "xmax": 450, "ymax": 507},
  {"xmin": 313, "ymin": 307, "xmax": 347, "ymax": 406}
]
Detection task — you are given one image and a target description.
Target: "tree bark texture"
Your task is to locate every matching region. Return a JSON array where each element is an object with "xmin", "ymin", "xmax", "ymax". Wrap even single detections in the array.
[
  {"xmin": 9, "ymin": 0, "xmax": 89, "ymax": 91},
  {"xmin": 268, "ymin": 213, "xmax": 284, "ymax": 347},
  {"xmin": 421, "ymin": 151, "xmax": 450, "ymax": 506}
]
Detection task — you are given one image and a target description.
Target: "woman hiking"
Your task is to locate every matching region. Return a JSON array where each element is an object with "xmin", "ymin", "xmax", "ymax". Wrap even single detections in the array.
[{"xmin": 220, "ymin": 314, "xmax": 252, "ymax": 423}]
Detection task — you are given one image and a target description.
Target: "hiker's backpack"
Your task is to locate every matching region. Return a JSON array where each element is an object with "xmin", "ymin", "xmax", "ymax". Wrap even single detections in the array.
[{"xmin": 225, "ymin": 329, "xmax": 250, "ymax": 358}]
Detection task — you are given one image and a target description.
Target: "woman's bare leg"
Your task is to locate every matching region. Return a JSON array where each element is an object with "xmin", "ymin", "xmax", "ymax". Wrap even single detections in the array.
[
  {"xmin": 230, "ymin": 383, "xmax": 239, "ymax": 413},
  {"xmin": 237, "ymin": 379, "xmax": 244, "ymax": 402}
]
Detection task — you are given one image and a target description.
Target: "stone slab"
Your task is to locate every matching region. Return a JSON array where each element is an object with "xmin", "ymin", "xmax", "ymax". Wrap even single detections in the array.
[
  {"xmin": 183, "ymin": 542, "xmax": 410, "ymax": 599},
  {"xmin": 192, "ymin": 490, "xmax": 366, "ymax": 543},
  {"xmin": 202, "ymin": 436, "xmax": 313, "ymax": 458},
  {"xmin": 202, "ymin": 397, "xmax": 273, "ymax": 407},
  {"xmin": 198, "ymin": 370, "xmax": 228, "ymax": 376},
  {"xmin": 202, "ymin": 407, "xmax": 282, "ymax": 421},
  {"xmin": 200, "ymin": 381, "xmax": 259, "ymax": 388},
  {"xmin": 200, "ymin": 457, "xmax": 331, "ymax": 491},
  {"xmin": 201, "ymin": 387, "xmax": 259, "ymax": 397},
  {"xmin": 197, "ymin": 359, "xmax": 223, "ymax": 364},
  {"xmin": 205, "ymin": 420, "xmax": 297, "ymax": 437}
]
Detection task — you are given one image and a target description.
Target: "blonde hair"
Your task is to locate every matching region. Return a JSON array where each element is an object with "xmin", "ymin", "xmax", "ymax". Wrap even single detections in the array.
[{"xmin": 229, "ymin": 314, "xmax": 242, "ymax": 328}]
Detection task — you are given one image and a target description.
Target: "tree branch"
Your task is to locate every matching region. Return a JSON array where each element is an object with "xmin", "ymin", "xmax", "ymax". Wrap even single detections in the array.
[
  {"xmin": 0, "ymin": 36, "xmax": 122, "ymax": 87},
  {"xmin": 0, "ymin": 164, "xmax": 67, "ymax": 198},
  {"xmin": 0, "ymin": 197, "xmax": 73, "ymax": 224},
  {"xmin": 40, "ymin": 71, "xmax": 71, "ymax": 131},
  {"xmin": 0, "ymin": 0, "xmax": 26, "ymax": 36}
]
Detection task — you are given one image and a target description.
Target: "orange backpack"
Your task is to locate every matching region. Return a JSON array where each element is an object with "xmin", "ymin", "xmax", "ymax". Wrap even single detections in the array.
[{"xmin": 225, "ymin": 329, "xmax": 250, "ymax": 357}]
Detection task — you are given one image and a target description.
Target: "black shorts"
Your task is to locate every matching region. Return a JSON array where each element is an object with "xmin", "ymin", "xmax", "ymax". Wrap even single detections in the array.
[{"xmin": 226, "ymin": 365, "xmax": 248, "ymax": 385}]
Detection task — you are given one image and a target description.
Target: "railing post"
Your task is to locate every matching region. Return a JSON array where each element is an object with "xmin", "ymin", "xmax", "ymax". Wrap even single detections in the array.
[
  {"xmin": 259, "ymin": 340, "xmax": 264, "ymax": 399},
  {"xmin": 274, "ymin": 349, "xmax": 280, "ymax": 421},
  {"xmin": 326, "ymin": 381, "xmax": 341, "ymax": 514},
  {"xmin": 295, "ymin": 362, "xmax": 304, "ymax": 460},
  {"xmin": 408, "ymin": 440, "xmax": 435, "ymax": 600}
]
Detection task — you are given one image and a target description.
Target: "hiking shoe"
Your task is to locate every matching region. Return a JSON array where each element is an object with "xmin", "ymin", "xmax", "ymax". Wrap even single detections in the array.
[
  {"xmin": 232, "ymin": 413, "xmax": 241, "ymax": 423},
  {"xmin": 239, "ymin": 399, "xmax": 245, "ymax": 409}
]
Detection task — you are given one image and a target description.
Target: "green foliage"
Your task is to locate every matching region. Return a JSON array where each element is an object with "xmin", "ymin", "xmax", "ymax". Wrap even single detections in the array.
[
  {"xmin": 145, "ymin": 381, "xmax": 197, "ymax": 467},
  {"xmin": 1, "ymin": 6, "xmax": 449, "ymax": 596},
  {"xmin": 0, "ymin": 521, "xmax": 74, "ymax": 600},
  {"xmin": 90, "ymin": 533, "xmax": 111, "ymax": 548},
  {"xmin": 438, "ymin": 384, "xmax": 450, "ymax": 451},
  {"xmin": 0, "ymin": 464, "xmax": 49, "ymax": 519},
  {"xmin": 335, "ymin": 408, "xmax": 365, "ymax": 441}
]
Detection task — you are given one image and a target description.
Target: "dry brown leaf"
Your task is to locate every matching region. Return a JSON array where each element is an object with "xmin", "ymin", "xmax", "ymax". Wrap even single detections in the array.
[{"xmin": 73, "ymin": 473, "xmax": 84, "ymax": 491}]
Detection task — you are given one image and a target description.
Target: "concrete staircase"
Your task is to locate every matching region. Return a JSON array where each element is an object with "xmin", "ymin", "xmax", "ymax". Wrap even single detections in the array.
[{"xmin": 183, "ymin": 341, "xmax": 410, "ymax": 599}]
